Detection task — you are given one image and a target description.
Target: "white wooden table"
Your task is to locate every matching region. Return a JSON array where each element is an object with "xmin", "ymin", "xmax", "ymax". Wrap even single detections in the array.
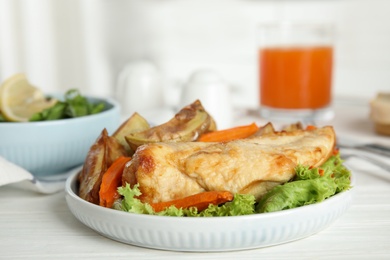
[{"xmin": 1, "ymin": 98, "xmax": 390, "ymax": 259}]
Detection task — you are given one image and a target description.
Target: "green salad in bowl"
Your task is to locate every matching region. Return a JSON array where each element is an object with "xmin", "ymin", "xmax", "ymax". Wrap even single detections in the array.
[{"xmin": 0, "ymin": 74, "xmax": 120, "ymax": 176}]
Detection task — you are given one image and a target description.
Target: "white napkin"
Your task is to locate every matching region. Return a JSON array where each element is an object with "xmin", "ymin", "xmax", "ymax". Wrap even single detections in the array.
[
  {"xmin": 0, "ymin": 156, "xmax": 79, "ymax": 194},
  {"xmin": 0, "ymin": 156, "xmax": 34, "ymax": 184}
]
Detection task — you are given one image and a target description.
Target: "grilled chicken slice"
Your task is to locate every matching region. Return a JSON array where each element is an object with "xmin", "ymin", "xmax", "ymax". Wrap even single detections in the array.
[{"xmin": 122, "ymin": 126, "xmax": 336, "ymax": 203}]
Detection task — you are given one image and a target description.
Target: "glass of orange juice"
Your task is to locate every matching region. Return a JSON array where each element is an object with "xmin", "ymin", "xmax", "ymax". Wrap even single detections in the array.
[{"xmin": 258, "ymin": 21, "xmax": 334, "ymax": 123}]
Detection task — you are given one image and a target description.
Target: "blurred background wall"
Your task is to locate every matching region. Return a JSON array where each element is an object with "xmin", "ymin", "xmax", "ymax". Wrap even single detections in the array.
[{"xmin": 1, "ymin": 0, "xmax": 389, "ymax": 109}]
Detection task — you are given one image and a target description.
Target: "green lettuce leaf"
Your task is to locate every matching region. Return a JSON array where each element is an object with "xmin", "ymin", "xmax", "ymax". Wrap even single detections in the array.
[
  {"xmin": 29, "ymin": 89, "xmax": 105, "ymax": 121},
  {"xmin": 255, "ymin": 177, "xmax": 337, "ymax": 213},
  {"xmin": 256, "ymin": 154, "xmax": 351, "ymax": 213},
  {"xmin": 193, "ymin": 193, "xmax": 256, "ymax": 217},
  {"xmin": 116, "ymin": 183, "xmax": 155, "ymax": 215}
]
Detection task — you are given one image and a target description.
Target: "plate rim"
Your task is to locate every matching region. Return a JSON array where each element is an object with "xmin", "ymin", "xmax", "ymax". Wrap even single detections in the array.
[{"xmin": 65, "ymin": 169, "xmax": 354, "ymax": 251}]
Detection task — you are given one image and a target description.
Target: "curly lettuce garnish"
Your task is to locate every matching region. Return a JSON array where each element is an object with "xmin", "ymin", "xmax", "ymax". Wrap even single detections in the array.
[{"xmin": 256, "ymin": 154, "xmax": 351, "ymax": 213}]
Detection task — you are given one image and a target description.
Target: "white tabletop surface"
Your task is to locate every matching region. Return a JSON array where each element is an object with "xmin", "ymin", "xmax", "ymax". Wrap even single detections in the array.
[{"xmin": 1, "ymin": 98, "xmax": 390, "ymax": 259}]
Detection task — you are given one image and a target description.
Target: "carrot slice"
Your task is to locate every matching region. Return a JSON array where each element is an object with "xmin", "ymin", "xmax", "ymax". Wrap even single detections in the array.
[
  {"xmin": 150, "ymin": 191, "xmax": 234, "ymax": 212},
  {"xmin": 305, "ymin": 125, "xmax": 317, "ymax": 131},
  {"xmin": 197, "ymin": 122, "xmax": 259, "ymax": 142},
  {"xmin": 99, "ymin": 156, "xmax": 132, "ymax": 208}
]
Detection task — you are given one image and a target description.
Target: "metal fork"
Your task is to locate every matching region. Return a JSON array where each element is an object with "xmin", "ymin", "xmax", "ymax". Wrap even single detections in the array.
[
  {"xmin": 341, "ymin": 153, "xmax": 390, "ymax": 172},
  {"xmin": 337, "ymin": 142, "xmax": 390, "ymax": 158},
  {"xmin": 29, "ymin": 166, "xmax": 81, "ymax": 194},
  {"xmin": 30, "ymin": 177, "xmax": 67, "ymax": 194}
]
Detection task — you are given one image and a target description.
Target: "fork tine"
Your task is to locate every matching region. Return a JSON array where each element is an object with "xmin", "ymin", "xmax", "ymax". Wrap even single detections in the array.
[{"xmin": 341, "ymin": 153, "xmax": 390, "ymax": 172}]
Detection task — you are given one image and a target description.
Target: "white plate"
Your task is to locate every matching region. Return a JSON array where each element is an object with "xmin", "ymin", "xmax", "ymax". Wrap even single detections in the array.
[{"xmin": 65, "ymin": 171, "xmax": 354, "ymax": 252}]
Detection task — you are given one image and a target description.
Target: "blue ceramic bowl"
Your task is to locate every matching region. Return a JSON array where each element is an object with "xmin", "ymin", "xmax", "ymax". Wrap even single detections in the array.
[{"xmin": 0, "ymin": 96, "xmax": 121, "ymax": 177}]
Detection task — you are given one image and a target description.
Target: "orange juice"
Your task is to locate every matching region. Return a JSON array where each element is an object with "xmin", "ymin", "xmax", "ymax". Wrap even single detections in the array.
[{"xmin": 259, "ymin": 46, "xmax": 333, "ymax": 109}]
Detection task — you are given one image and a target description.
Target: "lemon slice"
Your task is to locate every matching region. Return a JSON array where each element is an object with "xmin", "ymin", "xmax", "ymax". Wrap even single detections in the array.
[{"xmin": 0, "ymin": 74, "xmax": 57, "ymax": 122}]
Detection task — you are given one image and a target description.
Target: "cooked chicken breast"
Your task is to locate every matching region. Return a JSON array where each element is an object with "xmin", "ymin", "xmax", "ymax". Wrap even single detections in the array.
[{"xmin": 122, "ymin": 126, "xmax": 335, "ymax": 203}]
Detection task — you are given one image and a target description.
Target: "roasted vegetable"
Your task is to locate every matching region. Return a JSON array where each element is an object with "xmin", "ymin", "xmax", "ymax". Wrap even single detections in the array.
[
  {"xmin": 78, "ymin": 128, "xmax": 127, "ymax": 204},
  {"xmin": 149, "ymin": 190, "xmax": 234, "ymax": 213},
  {"xmin": 198, "ymin": 122, "xmax": 259, "ymax": 142},
  {"xmin": 125, "ymin": 100, "xmax": 215, "ymax": 150},
  {"xmin": 99, "ymin": 156, "xmax": 132, "ymax": 208},
  {"xmin": 282, "ymin": 122, "xmax": 304, "ymax": 132},
  {"xmin": 112, "ymin": 112, "xmax": 150, "ymax": 155},
  {"xmin": 249, "ymin": 121, "xmax": 305, "ymax": 138},
  {"xmin": 250, "ymin": 122, "xmax": 275, "ymax": 137}
]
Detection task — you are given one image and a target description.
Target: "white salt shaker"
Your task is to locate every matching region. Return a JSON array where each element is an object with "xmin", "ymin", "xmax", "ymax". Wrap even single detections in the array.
[
  {"xmin": 116, "ymin": 60, "xmax": 164, "ymax": 116},
  {"xmin": 179, "ymin": 69, "xmax": 233, "ymax": 129}
]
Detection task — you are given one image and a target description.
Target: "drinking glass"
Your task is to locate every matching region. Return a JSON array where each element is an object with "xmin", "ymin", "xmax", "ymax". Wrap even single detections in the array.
[{"xmin": 258, "ymin": 21, "xmax": 334, "ymax": 123}]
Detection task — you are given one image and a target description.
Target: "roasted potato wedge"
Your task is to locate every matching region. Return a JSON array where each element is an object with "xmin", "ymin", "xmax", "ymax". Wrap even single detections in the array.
[
  {"xmin": 125, "ymin": 100, "xmax": 214, "ymax": 150},
  {"xmin": 250, "ymin": 122, "xmax": 276, "ymax": 137},
  {"xmin": 250, "ymin": 122, "xmax": 304, "ymax": 139},
  {"xmin": 78, "ymin": 128, "xmax": 127, "ymax": 204},
  {"xmin": 112, "ymin": 112, "xmax": 150, "ymax": 155},
  {"xmin": 282, "ymin": 122, "xmax": 304, "ymax": 132}
]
